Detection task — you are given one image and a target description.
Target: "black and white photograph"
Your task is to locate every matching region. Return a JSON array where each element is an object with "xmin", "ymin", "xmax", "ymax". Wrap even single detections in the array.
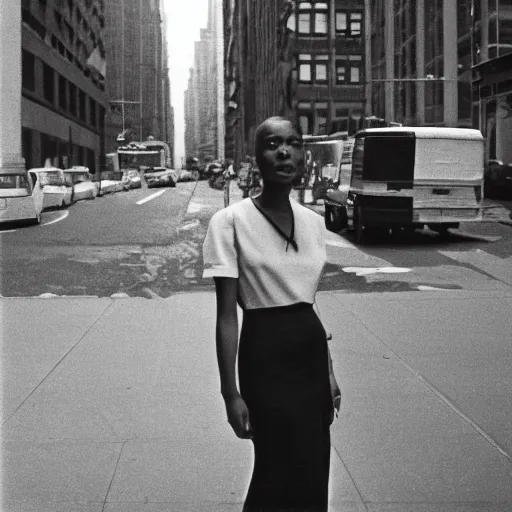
[{"xmin": 1, "ymin": 0, "xmax": 512, "ymax": 511}]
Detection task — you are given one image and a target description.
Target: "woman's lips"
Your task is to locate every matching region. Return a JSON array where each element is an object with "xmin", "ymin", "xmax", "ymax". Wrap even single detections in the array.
[{"xmin": 275, "ymin": 164, "xmax": 295, "ymax": 174}]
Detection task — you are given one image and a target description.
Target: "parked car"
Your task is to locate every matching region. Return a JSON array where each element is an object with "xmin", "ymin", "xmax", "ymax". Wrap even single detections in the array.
[
  {"xmin": 64, "ymin": 167, "xmax": 98, "ymax": 201},
  {"xmin": 484, "ymin": 160, "xmax": 512, "ymax": 199},
  {"xmin": 98, "ymin": 179, "xmax": 125, "ymax": 195},
  {"xmin": 145, "ymin": 167, "xmax": 177, "ymax": 188},
  {"xmin": 28, "ymin": 167, "xmax": 72, "ymax": 209},
  {"xmin": 122, "ymin": 169, "xmax": 142, "ymax": 189},
  {"xmin": 0, "ymin": 171, "xmax": 44, "ymax": 226},
  {"xmin": 177, "ymin": 169, "xmax": 194, "ymax": 182}
]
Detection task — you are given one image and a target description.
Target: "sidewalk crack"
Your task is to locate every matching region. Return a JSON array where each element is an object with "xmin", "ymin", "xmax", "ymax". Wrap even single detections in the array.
[
  {"xmin": 2, "ymin": 300, "xmax": 114, "ymax": 425},
  {"xmin": 331, "ymin": 444, "xmax": 369, "ymax": 510},
  {"xmin": 102, "ymin": 440, "xmax": 128, "ymax": 512}
]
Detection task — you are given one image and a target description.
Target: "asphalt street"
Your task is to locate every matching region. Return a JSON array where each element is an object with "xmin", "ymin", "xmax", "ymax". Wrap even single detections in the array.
[{"xmin": 1, "ymin": 180, "xmax": 512, "ymax": 298}]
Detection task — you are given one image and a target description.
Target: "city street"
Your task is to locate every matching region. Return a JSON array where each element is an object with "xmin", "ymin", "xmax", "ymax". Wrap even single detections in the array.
[
  {"xmin": 4, "ymin": 0, "xmax": 512, "ymax": 509},
  {"xmin": 2, "ymin": 180, "xmax": 512, "ymax": 298},
  {"xmin": 2, "ymin": 180, "xmax": 512, "ymax": 511}
]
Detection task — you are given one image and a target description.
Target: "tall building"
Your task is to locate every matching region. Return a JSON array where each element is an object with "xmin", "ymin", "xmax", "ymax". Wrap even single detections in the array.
[
  {"xmin": 223, "ymin": 0, "xmax": 366, "ymax": 166},
  {"xmin": 367, "ymin": 0, "xmax": 511, "ymax": 129},
  {"xmin": 294, "ymin": 0, "xmax": 366, "ymax": 135},
  {"xmin": 183, "ymin": 0, "xmax": 224, "ymax": 162},
  {"xmin": 103, "ymin": 0, "xmax": 174, "ymax": 162},
  {"xmin": 18, "ymin": 0, "xmax": 107, "ymax": 173},
  {"xmin": 367, "ymin": 0, "xmax": 512, "ymax": 163},
  {"xmin": 224, "ymin": 0, "xmax": 297, "ymax": 164},
  {"xmin": 368, "ymin": 0, "xmax": 459, "ymax": 127},
  {"xmin": 472, "ymin": 0, "xmax": 512, "ymax": 165}
]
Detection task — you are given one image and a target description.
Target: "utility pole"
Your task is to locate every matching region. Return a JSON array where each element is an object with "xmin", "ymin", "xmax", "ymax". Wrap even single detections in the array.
[{"xmin": 139, "ymin": 0, "xmax": 143, "ymax": 141}]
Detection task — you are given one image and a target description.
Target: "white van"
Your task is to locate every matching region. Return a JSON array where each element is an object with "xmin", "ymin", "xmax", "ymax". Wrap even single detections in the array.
[
  {"xmin": 324, "ymin": 127, "xmax": 485, "ymax": 243},
  {"xmin": 0, "ymin": 171, "xmax": 44, "ymax": 226}
]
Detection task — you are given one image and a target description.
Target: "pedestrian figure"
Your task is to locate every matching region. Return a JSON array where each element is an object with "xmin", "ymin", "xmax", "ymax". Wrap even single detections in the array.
[
  {"xmin": 223, "ymin": 160, "xmax": 236, "ymax": 208},
  {"xmin": 203, "ymin": 116, "xmax": 341, "ymax": 511},
  {"xmin": 239, "ymin": 155, "xmax": 253, "ymax": 199}
]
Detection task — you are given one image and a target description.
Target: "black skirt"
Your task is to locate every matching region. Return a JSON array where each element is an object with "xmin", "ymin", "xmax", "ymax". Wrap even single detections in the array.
[{"xmin": 238, "ymin": 302, "xmax": 332, "ymax": 512}]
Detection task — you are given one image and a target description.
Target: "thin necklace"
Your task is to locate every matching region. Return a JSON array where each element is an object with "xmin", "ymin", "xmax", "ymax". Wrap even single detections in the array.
[{"xmin": 250, "ymin": 198, "xmax": 298, "ymax": 252}]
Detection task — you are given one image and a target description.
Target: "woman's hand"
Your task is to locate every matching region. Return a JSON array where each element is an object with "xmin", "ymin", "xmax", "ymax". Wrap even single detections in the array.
[
  {"xmin": 329, "ymin": 372, "xmax": 341, "ymax": 424},
  {"xmin": 224, "ymin": 395, "xmax": 253, "ymax": 439}
]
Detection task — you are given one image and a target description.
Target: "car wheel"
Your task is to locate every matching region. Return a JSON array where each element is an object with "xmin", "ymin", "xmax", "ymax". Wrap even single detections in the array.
[{"xmin": 325, "ymin": 204, "xmax": 347, "ymax": 232}]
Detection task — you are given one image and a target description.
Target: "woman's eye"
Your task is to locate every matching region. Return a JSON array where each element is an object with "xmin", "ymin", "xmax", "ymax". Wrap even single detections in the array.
[
  {"xmin": 266, "ymin": 140, "xmax": 279, "ymax": 149},
  {"xmin": 290, "ymin": 140, "xmax": 303, "ymax": 148}
]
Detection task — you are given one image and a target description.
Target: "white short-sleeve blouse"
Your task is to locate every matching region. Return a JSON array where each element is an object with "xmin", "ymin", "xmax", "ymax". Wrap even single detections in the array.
[{"xmin": 202, "ymin": 198, "xmax": 327, "ymax": 310}]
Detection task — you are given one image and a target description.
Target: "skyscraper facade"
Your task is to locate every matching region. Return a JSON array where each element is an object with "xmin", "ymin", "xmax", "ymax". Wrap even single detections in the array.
[
  {"xmin": 19, "ymin": 0, "xmax": 107, "ymax": 173},
  {"xmin": 294, "ymin": 0, "xmax": 366, "ymax": 136},
  {"xmin": 184, "ymin": 0, "xmax": 224, "ymax": 162},
  {"xmin": 472, "ymin": 0, "xmax": 512, "ymax": 165},
  {"xmin": 223, "ymin": 0, "xmax": 366, "ymax": 166},
  {"xmin": 103, "ymin": 0, "xmax": 174, "ymax": 161}
]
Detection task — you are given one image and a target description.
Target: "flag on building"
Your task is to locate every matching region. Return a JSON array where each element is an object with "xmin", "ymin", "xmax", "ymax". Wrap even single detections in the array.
[{"xmin": 86, "ymin": 46, "xmax": 106, "ymax": 77}]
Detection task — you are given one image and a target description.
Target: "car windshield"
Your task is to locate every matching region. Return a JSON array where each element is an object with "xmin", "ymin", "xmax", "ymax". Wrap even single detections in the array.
[
  {"xmin": 304, "ymin": 140, "xmax": 343, "ymax": 179},
  {"xmin": 119, "ymin": 152, "xmax": 162, "ymax": 169},
  {"xmin": 40, "ymin": 171, "xmax": 64, "ymax": 186},
  {"xmin": 68, "ymin": 173, "xmax": 91, "ymax": 184},
  {"xmin": 0, "ymin": 174, "xmax": 30, "ymax": 190}
]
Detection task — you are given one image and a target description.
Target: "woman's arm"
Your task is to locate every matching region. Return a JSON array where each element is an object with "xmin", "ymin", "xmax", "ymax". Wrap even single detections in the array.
[
  {"xmin": 214, "ymin": 277, "xmax": 240, "ymax": 399},
  {"xmin": 214, "ymin": 277, "xmax": 253, "ymax": 439}
]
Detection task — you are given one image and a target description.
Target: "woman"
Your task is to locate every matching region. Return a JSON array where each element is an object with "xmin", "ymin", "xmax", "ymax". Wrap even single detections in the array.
[{"xmin": 203, "ymin": 117, "xmax": 341, "ymax": 511}]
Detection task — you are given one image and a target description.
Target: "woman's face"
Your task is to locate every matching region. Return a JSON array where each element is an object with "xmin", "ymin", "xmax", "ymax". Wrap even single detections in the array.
[{"xmin": 257, "ymin": 119, "xmax": 304, "ymax": 185}]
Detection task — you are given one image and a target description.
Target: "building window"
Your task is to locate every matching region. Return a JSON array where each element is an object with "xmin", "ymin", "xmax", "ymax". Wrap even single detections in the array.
[
  {"xmin": 334, "ymin": 106, "xmax": 349, "ymax": 132},
  {"xmin": 298, "ymin": 1, "xmax": 328, "ymax": 36},
  {"xmin": 90, "ymin": 98, "xmax": 97, "ymax": 128},
  {"xmin": 86, "ymin": 148, "xmax": 96, "ymax": 175},
  {"xmin": 78, "ymin": 89, "xmax": 86, "ymax": 121},
  {"xmin": 315, "ymin": 11, "xmax": 328, "ymax": 34},
  {"xmin": 336, "ymin": 63, "xmax": 346, "ymax": 84},
  {"xmin": 336, "ymin": 11, "xmax": 362, "ymax": 37},
  {"xmin": 298, "ymin": 101, "xmax": 313, "ymax": 135},
  {"xmin": 314, "ymin": 102, "xmax": 328, "ymax": 135},
  {"xmin": 22, "ymin": 128, "xmax": 33, "ymax": 170},
  {"xmin": 350, "ymin": 65, "xmax": 360, "ymax": 83},
  {"xmin": 316, "ymin": 57, "xmax": 328, "ymax": 82},
  {"xmin": 41, "ymin": 133, "xmax": 58, "ymax": 167},
  {"xmin": 298, "ymin": 54, "xmax": 329, "ymax": 84},
  {"xmin": 299, "ymin": 54, "xmax": 312, "ymax": 82},
  {"xmin": 336, "ymin": 55, "xmax": 362, "ymax": 84},
  {"xmin": 43, "ymin": 63, "xmax": 55, "ymax": 104},
  {"xmin": 22, "ymin": 50, "xmax": 35, "ymax": 91},
  {"xmin": 69, "ymin": 82, "xmax": 77, "ymax": 116},
  {"xmin": 58, "ymin": 75, "xmax": 67, "ymax": 111}
]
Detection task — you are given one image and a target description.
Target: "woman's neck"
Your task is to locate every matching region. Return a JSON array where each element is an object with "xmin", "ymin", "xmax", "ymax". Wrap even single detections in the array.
[{"xmin": 257, "ymin": 182, "xmax": 292, "ymax": 212}]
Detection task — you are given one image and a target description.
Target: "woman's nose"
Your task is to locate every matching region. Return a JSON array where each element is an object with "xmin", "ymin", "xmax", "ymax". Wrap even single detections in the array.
[{"xmin": 277, "ymin": 146, "xmax": 290, "ymax": 158}]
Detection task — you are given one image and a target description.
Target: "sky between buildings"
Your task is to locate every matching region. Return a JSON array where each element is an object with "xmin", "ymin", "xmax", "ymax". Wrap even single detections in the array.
[{"xmin": 165, "ymin": 0, "xmax": 209, "ymax": 166}]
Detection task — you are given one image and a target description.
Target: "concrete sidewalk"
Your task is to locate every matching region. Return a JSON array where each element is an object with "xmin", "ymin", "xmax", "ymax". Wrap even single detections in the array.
[{"xmin": 2, "ymin": 289, "xmax": 512, "ymax": 511}]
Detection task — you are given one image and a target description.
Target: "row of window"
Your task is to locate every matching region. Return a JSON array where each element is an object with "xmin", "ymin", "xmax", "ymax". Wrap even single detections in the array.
[
  {"xmin": 22, "ymin": 50, "xmax": 103, "ymax": 131},
  {"xmin": 22, "ymin": 127, "xmax": 97, "ymax": 173},
  {"xmin": 298, "ymin": 54, "xmax": 363, "ymax": 84},
  {"xmin": 297, "ymin": 101, "xmax": 364, "ymax": 135},
  {"xmin": 22, "ymin": 5, "xmax": 104, "ymax": 91},
  {"xmin": 296, "ymin": 2, "xmax": 363, "ymax": 37},
  {"xmin": 31, "ymin": 0, "xmax": 105, "ymax": 28}
]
